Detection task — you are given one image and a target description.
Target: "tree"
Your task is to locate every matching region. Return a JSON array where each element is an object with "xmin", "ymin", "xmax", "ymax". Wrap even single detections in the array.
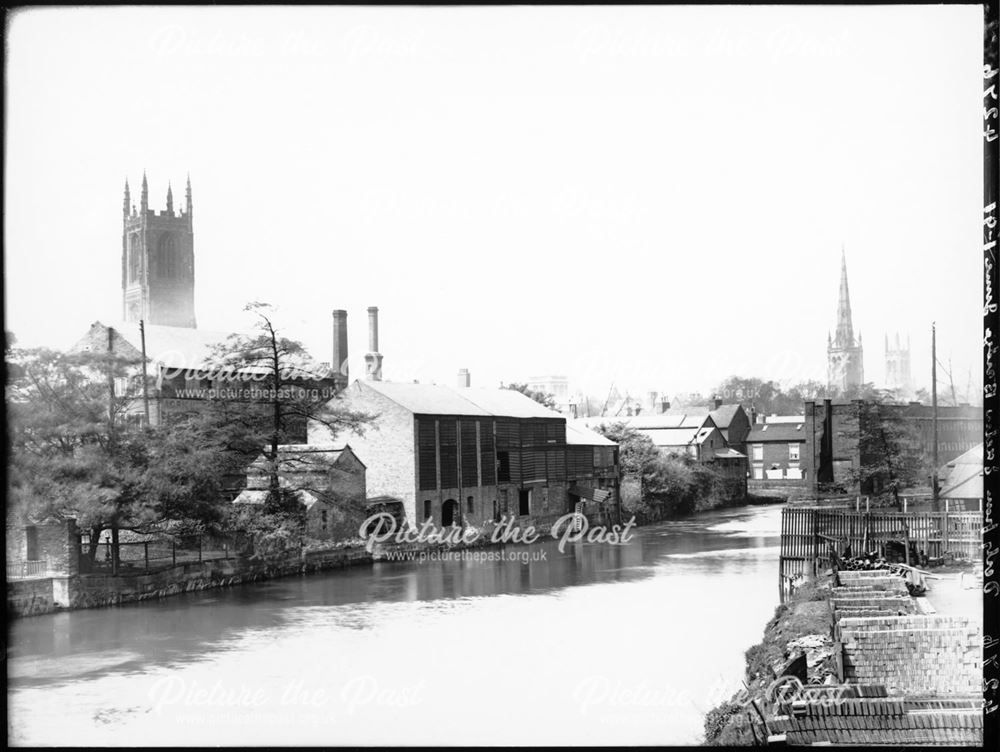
[
  {"xmin": 593, "ymin": 421, "xmax": 659, "ymax": 476},
  {"xmin": 501, "ymin": 382, "xmax": 557, "ymax": 410},
  {"xmin": 847, "ymin": 401, "xmax": 929, "ymax": 503},
  {"xmin": 203, "ymin": 303, "xmax": 373, "ymax": 546},
  {"xmin": 6, "ymin": 343, "xmax": 239, "ymax": 564}
]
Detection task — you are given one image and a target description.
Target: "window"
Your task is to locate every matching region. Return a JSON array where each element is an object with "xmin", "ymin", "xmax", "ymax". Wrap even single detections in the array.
[
  {"xmin": 788, "ymin": 443, "xmax": 800, "ymax": 461},
  {"xmin": 518, "ymin": 488, "xmax": 530, "ymax": 516},
  {"xmin": 424, "ymin": 500, "xmax": 432, "ymax": 521},
  {"xmin": 320, "ymin": 509, "xmax": 328, "ymax": 531},
  {"xmin": 752, "ymin": 444, "xmax": 764, "ymax": 461},
  {"xmin": 497, "ymin": 451, "xmax": 511, "ymax": 483},
  {"xmin": 156, "ymin": 233, "xmax": 178, "ymax": 278},
  {"xmin": 466, "ymin": 496, "xmax": 474, "ymax": 514},
  {"xmin": 128, "ymin": 234, "xmax": 141, "ymax": 283}
]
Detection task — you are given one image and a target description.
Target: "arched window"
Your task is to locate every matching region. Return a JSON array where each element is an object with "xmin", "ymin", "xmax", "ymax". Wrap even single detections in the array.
[
  {"xmin": 156, "ymin": 233, "xmax": 178, "ymax": 279},
  {"xmin": 128, "ymin": 234, "xmax": 141, "ymax": 283}
]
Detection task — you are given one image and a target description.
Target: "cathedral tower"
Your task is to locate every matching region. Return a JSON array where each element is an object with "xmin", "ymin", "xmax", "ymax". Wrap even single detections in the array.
[
  {"xmin": 884, "ymin": 332, "xmax": 913, "ymax": 395},
  {"xmin": 121, "ymin": 173, "xmax": 196, "ymax": 328},
  {"xmin": 827, "ymin": 249, "xmax": 864, "ymax": 393}
]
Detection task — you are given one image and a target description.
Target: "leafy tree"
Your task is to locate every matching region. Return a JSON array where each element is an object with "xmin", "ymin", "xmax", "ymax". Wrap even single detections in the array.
[
  {"xmin": 593, "ymin": 421, "xmax": 659, "ymax": 475},
  {"xmin": 200, "ymin": 303, "xmax": 374, "ymax": 551},
  {"xmin": 501, "ymin": 382, "xmax": 557, "ymax": 410},
  {"xmin": 847, "ymin": 401, "xmax": 929, "ymax": 503}
]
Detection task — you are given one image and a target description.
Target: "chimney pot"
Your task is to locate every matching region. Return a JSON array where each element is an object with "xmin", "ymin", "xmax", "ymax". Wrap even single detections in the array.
[{"xmin": 457, "ymin": 368, "xmax": 471, "ymax": 388}]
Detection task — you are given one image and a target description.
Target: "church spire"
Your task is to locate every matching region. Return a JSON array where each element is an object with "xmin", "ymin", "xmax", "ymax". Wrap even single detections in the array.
[
  {"xmin": 834, "ymin": 247, "xmax": 855, "ymax": 348},
  {"xmin": 166, "ymin": 182, "xmax": 174, "ymax": 214}
]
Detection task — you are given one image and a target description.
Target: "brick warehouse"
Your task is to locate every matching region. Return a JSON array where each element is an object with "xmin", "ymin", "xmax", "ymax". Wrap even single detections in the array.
[
  {"xmin": 802, "ymin": 399, "xmax": 982, "ymax": 494},
  {"xmin": 308, "ymin": 379, "xmax": 620, "ymax": 530}
]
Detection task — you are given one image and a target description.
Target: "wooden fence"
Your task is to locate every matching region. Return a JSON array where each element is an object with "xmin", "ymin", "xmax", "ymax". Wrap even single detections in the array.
[{"xmin": 778, "ymin": 507, "xmax": 981, "ymax": 603}]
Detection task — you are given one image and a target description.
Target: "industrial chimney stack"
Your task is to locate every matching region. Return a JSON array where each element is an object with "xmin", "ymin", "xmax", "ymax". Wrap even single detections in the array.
[
  {"xmin": 364, "ymin": 306, "xmax": 383, "ymax": 381},
  {"xmin": 331, "ymin": 309, "xmax": 348, "ymax": 384},
  {"xmin": 457, "ymin": 368, "xmax": 471, "ymax": 388}
]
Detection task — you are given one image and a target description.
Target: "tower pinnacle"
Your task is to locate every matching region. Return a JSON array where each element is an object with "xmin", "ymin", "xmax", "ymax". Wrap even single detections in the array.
[{"xmin": 166, "ymin": 182, "xmax": 173, "ymax": 214}]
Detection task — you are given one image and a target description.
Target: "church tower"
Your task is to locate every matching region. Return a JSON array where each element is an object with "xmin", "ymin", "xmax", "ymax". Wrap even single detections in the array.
[
  {"xmin": 121, "ymin": 173, "xmax": 197, "ymax": 328},
  {"xmin": 827, "ymin": 249, "xmax": 864, "ymax": 393},
  {"xmin": 884, "ymin": 332, "xmax": 913, "ymax": 395}
]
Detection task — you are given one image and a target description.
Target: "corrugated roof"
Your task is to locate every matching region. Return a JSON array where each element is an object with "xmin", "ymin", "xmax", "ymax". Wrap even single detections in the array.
[
  {"xmin": 565, "ymin": 421, "xmax": 617, "ymax": 447},
  {"xmin": 747, "ymin": 423, "xmax": 804, "ymax": 442}
]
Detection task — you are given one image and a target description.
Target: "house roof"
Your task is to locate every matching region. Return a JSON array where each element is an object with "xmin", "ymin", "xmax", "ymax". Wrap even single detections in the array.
[
  {"xmin": 360, "ymin": 380, "xmax": 564, "ymax": 419},
  {"xmin": 708, "ymin": 404, "xmax": 743, "ymax": 429},
  {"xmin": 245, "ymin": 444, "xmax": 363, "ymax": 476},
  {"xmin": 72, "ymin": 321, "xmax": 327, "ymax": 378},
  {"xmin": 763, "ymin": 414, "xmax": 806, "ymax": 424},
  {"xmin": 232, "ymin": 488, "xmax": 324, "ymax": 509},
  {"xmin": 636, "ymin": 426, "xmax": 701, "ymax": 447},
  {"xmin": 747, "ymin": 423, "xmax": 805, "ymax": 442},
  {"xmin": 565, "ymin": 421, "xmax": 617, "ymax": 447},
  {"xmin": 714, "ymin": 448, "xmax": 747, "ymax": 459},
  {"xmin": 575, "ymin": 414, "xmax": 709, "ymax": 430}
]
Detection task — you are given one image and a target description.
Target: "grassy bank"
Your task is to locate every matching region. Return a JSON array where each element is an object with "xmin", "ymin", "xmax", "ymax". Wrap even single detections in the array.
[{"xmin": 703, "ymin": 576, "xmax": 836, "ymax": 746}]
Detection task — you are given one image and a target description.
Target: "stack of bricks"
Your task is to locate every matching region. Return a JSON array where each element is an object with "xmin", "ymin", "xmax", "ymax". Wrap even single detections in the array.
[
  {"xmin": 768, "ymin": 687, "xmax": 983, "ymax": 746},
  {"xmin": 837, "ymin": 615, "xmax": 981, "ymax": 696},
  {"xmin": 832, "ymin": 571, "xmax": 916, "ymax": 622}
]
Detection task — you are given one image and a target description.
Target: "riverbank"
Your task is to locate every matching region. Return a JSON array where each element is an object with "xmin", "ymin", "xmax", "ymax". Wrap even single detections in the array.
[{"xmin": 703, "ymin": 562, "xmax": 983, "ymax": 746}]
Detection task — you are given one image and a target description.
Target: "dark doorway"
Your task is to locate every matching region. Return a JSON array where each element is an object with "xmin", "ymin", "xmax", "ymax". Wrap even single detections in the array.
[
  {"xmin": 25, "ymin": 526, "xmax": 39, "ymax": 561},
  {"xmin": 518, "ymin": 489, "xmax": 531, "ymax": 516},
  {"xmin": 442, "ymin": 499, "xmax": 459, "ymax": 527}
]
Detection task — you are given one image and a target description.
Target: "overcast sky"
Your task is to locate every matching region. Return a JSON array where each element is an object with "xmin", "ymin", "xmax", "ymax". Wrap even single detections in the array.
[{"xmin": 4, "ymin": 6, "xmax": 984, "ymax": 401}]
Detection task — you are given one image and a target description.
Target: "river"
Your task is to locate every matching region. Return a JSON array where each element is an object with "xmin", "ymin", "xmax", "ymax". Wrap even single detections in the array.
[{"xmin": 7, "ymin": 503, "xmax": 782, "ymax": 746}]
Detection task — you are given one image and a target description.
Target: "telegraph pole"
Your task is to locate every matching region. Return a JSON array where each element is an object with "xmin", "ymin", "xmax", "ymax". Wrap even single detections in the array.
[
  {"xmin": 931, "ymin": 322, "xmax": 939, "ymax": 502},
  {"xmin": 139, "ymin": 320, "xmax": 151, "ymax": 426}
]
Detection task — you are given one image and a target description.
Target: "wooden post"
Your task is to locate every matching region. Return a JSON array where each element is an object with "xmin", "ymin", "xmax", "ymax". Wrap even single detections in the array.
[
  {"xmin": 856, "ymin": 496, "xmax": 860, "ymax": 512},
  {"xmin": 198, "ymin": 536, "xmax": 203, "ymax": 562},
  {"xmin": 866, "ymin": 496, "xmax": 870, "ymax": 513},
  {"xmin": 903, "ymin": 497, "xmax": 908, "ymax": 513},
  {"xmin": 144, "ymin": 541, "xmax": 149, "ymax": 570},
  {"xmin": 111, "ymin": 527, "xmax": 120, "ymax": 575},
  {"xmin": 904, "ymin": 527, "xmax": 911, "ymax": 566}
]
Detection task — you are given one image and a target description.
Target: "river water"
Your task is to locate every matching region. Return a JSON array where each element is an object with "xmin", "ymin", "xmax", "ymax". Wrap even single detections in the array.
[{"xmin": 7, "ymin": 503, "xmax": 782, "ymax": 746}]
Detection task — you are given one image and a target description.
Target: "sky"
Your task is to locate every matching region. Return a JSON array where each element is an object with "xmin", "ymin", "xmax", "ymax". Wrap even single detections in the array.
[{"xmin": 4, "ymin": 5, "xmax": 985, "ymax": 402}]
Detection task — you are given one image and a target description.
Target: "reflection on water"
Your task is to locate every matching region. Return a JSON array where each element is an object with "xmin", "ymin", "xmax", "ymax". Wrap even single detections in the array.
[{"xmin": 8, "ymin": 504, "xmax": 783, "ymax": 746}]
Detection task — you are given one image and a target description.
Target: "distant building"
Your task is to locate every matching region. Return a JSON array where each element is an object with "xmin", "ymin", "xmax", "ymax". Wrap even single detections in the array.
[
  {"xmin": 802, "ymin": 399, "xmax": 983, "ymax": 494},
  {"xmin": 827, "ymin": 250, "xmax": 864, "ymax": 393},
  {"xmin": 746, "ymin": 420, "xmax": 807, "ymax": 482},
  {"xmin": 308, "ymin": 380, "xmax": 620, "ymax": 529},
  {"xmin": 122, "ymin": 174, "xmax": 196, "ymax": 328},
  {"xmin": 884, "ymin": 332, "xmax": 913, "ymax": 395},
  {"xmin": 232, "ymin": 445, "xmax": 367, "ymax": 540}
]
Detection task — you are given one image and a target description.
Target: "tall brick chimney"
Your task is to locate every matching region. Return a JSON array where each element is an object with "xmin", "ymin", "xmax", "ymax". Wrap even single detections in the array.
[
  {"xmin": 457, "ymin": 368, "xmax": 470, "ymax": 388},
  {"xmin": 364, "ymin": 306, "xmax": 383, "ymax": 381},
  {"xmin": 332, "ymin": 309, "xmax": 348, "ymax": 382}
]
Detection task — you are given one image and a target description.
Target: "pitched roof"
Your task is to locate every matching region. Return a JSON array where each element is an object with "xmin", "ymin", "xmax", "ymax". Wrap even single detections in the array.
[
  {"xmin": 575, "ymin": 414, "xmax": 709, "ymax": 430},
  {"xmin": 636, "ymin": 426, "xmax": 700, "ymax": 447},
  {"xmin": 747, "ymin": 422, "xmax": 805, "ymax": 442},
  {"xmin": 360, "ymin": 380, "xmax": 565, "ymax": 419},
  {"xmin": 455, "ymin": 386, "xmax": 565, "ymax": 419},
  {"xmin": 565, "ymin": 421, "xmax": 617, "ymax": 447},
  {"xmin": 708, "ymin": 403, "xmax": 743, "ymax": 428},
  {"xmin": 714, "ymin": 448, "xmax": 747, "ymax": 459},
  {"xmin": 360, "ymin": 380, "xmax": 492, "ymax": 416},
  {"xmin": 72, "ymin": 320, "xmax": 327, "ymax": 377},
  {"xmin": 939, "ymin": 444, "xmax": 983, "ymax": 499},
  {"xmin": 763, "ymin": 414, "xmax": 806, "ymax": 424}
]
